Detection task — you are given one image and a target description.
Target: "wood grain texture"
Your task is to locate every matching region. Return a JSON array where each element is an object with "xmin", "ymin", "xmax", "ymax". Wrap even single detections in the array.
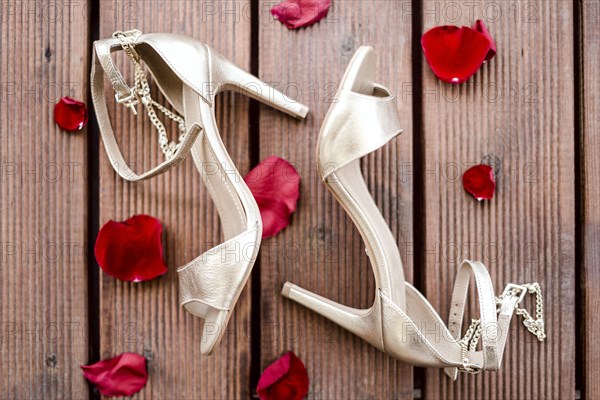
[
  {"xmin": 257, "ymin": 2, "xmax": 415, "ymax": 398},
  {"xmin": 0, "ymin": 0, "xmax": 90, "ymax": 398},
  {"xmin": 420, "ymin": 1, "xmax": 576, "ymax": 399},
  {"xmin": 98, "ymin": 1, "xmax": 253, "ymax": 398},
  {"xmin": 0, "ymin": 2, "xmax": 590, "ymax": 397},
  {"xmin": 581, "ymin": 1, "xmax": 600, "ymax": 399}
]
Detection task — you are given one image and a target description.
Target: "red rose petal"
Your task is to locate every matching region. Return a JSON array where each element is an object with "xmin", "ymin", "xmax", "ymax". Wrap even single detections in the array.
[
  {"xmin": 462, "ymin": 164, "xmax": 496, "ymax": 201},
  {"xmin": 54, "ymin": 96, "xmax": 88, "ymax": 132},
  {"xmin": 81, "ymin": 353, "xmax": 148, "ymax": 397},
  {"xmin": 257, "ymin": 351, "xmax": 309, "ymax": 400},
  {"xmin": 473, "ymin": 20, "xmax": 497, "ymax": 62},
  {"xmin": 271, "ymin": 0, "xmax": 331, "ymax": 29},
  {"xmin": 421, "ymin": 25, "xmax": 492, "ymax": 84},
  {"xmin": 245, "ymin": 156, "xmax": 300, "ymax": 238},
  {"xmin": 94, "ymin": 214, "xmax": 167, "ymax": 282}
]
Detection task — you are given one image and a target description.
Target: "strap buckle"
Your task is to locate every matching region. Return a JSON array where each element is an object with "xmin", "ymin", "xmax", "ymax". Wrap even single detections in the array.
[
  {"xmin": 501, "ymin": 283, "xmax": 528, "ymax": 304},
  {"xmin": 112, "ymin": 29, "xmax": 142, "ymax": 43},
  {"xmin": 501, "ymin": 282, "xmax": 547, "ymax": 342},
  {"xmin": 458, "ymin": 359, "xmax": 482, "ymax": 374},
  {"xmin": 115, "ymin": 89, "xmax": 140, "ymax": 115}
]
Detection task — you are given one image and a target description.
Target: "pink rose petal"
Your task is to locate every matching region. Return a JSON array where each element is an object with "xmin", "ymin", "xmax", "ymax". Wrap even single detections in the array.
[
  {"xmin": 462, "ymin": 164, "xmax": 496, "ymax": 201},
  {"xmin": 81, "ymin": 353, "xmax": 148, "ymax": 397},
  {"xmin": 245, "ymin": 156, "xmax": 300, "ymax": 238},
  {"xmin": 94, "ymin": 214, "xmax": 168, "ymax": 282},
  {"xmin": 421, "ymin": 24, "xmax": 493, "ymax": 84},
  {"xmin": 472, "ymin": 20, "xmax": 497, "ymax": 62},
  {"xmin": 54, "ymin": 97, "xmax": 88, "ymax": 132},
  {"xmin": 271, "ymin": 0, "xmax": 331, "ymax": 29},
  {"xmin": 257, "ymin": 351, "xmax": 309, "ymax": 400}
]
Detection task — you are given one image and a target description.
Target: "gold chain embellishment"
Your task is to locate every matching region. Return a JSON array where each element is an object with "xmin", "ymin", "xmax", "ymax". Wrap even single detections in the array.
[
  {"xmin": 458, "ymin": 319, "xmax": 483, "ymax": 373},
  {"xmin": 113, "ymin": 30, "xmax": 187, "ymax": 160},
  {"xmin": 512, "ymin": 283, "xmax": 546, "ymax": 341},
  {"xmin": 458, "ymin": 282, "xmax": 546, "ymax": 373}
]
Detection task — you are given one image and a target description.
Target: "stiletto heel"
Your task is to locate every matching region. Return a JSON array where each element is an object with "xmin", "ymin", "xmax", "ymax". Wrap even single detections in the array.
[
  {"xmin": 210, "ymin": 51, "xmax": 309, "ymax": 119},
  {"xmin": 282, "ymin": 46, "xmax": 546, "ymax": 378},
  {"xmin": 282, "ymin": 282, "xmax": 383, "ymax": 348},
  {"xmin": 91, "ymin": 29, "xmax": 309, "ymax": 354}
]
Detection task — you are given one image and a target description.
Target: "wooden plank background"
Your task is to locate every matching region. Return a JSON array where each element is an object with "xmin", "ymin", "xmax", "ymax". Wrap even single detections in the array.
[
  {"xmin": 0, "ymin": 0, "xmax": 592, "ymax": 399},
  {"xmin": 0, "ymin": 0, "xmax": 90, "ymax": 398},
  {"xmin": 421, "ymin": 1, "xmax": 576, "ymax": 399},
  {"xmin": 256, "ymin": 1, "xmax": 415, "ymax": 398},
  {"xmin": 97, "ymin": 0, "xmax": 254, "ymax": 398},
  {"xmin": 581, "ymin": 1, "xmax": 600, "ymax": 400}
]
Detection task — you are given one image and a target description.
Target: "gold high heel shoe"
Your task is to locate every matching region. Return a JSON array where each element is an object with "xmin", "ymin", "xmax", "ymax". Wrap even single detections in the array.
[
  {"xmin": 91, "ymin": 29, "xmax": 308, "ymax": 354},
  {"xmin": 282, "ymin": 46, "xmax": 545, "ymax": 378}
]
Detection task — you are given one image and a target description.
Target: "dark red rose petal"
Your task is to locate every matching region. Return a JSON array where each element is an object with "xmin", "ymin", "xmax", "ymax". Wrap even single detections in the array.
[
  {"xmin": 81, "ymin": 352, "xmax": 148, "ymax": 397},
  {"xmin": 473, "ymin": 20, "xmax": 496, "ymax": 62},
  {"xmin": 245, "ymin": 156, "xmax": 300, "ymax": 238},
  {"xmin": 54, "ymin": 97, "xmax": 88, "ymax": 132},
  {"xmin": 94, "ymin": 214, "xmax": 167, "ymax": 282},
  {"xmin": 421, "ymin": 25, "xmax": 492, "ymax": 84},
  {"xmin": 462, "ymin": 164, "xmax": 496, "ymax": 201},
  {"xmin": 257, "ymin": 351, "xmax": 309, "ymax": 400},
  {"xmin": 271, "ymin": 0, "xmax": 331, "ymax": 29}
]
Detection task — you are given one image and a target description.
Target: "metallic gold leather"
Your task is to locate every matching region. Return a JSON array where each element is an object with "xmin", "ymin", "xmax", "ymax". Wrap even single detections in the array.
[
  {"xmin": 94, "ymin": 37, "xmax": 133, "ymax": 100},
  {"xmin": 317, "ymin": 46, "xmax": 408, "ymax": 310},
  {"xmin": 91, "ymin": 30, "xmax": 309, "ymax": 355},
  {"xmin": 318, "ymin": 87, "xmax": 402, "ymax": 179},
  {"xmin": 283, "ymin": 282, "xmax": 385, "ymax": 350},
  {"xmin": 447, "ymin": 260, "xmax": 499, "ymax": 368},
  {"xmin": 317, "ymin": 46, "xmax": 402, "ymax": 180},
  {"xmin": 282, "ymin": 46, "xmax": 525, "ymax": 378},
  {"xmin": 178, "ymin": 224, "xmax": 259, "ymax": 312},
  {"xmin": 381, "ymin": 288, "xmax": 466, "ymax": 368},
  {"xmin": 91, "ymin": 43, "xmax": 202, "ymax": 182},
  {"xmin": 91, "ymin": 32, "xmax": 308, "ymax": 182}
]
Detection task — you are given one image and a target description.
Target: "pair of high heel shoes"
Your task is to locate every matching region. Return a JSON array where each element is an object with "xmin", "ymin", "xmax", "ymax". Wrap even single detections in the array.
[{"xmin": 91, "ymin": 30, "xmax": 545, "ymax": 379}]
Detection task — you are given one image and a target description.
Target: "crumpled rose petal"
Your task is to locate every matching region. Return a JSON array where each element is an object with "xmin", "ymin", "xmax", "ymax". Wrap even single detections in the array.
[
  {"xmin": 94, "ymin": 214, "xmax": 167, "ymax": 282},
  {"xmin": 462, "ymin": 164, "xmax": 495, "ymax": 201},
  {"xmin": 271, "ymin": 0, "xmax": 331, "ymax": 29},
  {"xmin": 421, "ymin": 23, "xmax": 493, "ymax": 84},
  {"xmin": 81, "ymin": 352, "xmax": 148, "ymax": 397},
  {"xmin": 473, "ymin": 20, "xmax": 496, "ymax": 62},
  {"xmin": 245, "ymin": 156, "xmax": 300, "ymax": 238},
  {"xmin": 257, "ymin": 351, "xmax": 309, "ymax": 400},
  {"xmin": 54, "ymin": 97, "xmax": 88, "ymax": 132}
]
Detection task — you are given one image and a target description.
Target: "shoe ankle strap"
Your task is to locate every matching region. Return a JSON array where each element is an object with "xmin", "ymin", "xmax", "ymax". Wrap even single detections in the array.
[
  {"xmin": 444, "ymin": 260, "xmax": 546, "ymax": 379},
  {"xmin": 445, "ymin": 260, "xmax": 499, "ymax": 375},
  {"xmin": 91, "ymin": 30, "xmax": 202, "ymax": 182},
  {"xmin": 95, "ymin": 30, "xmax": 140, "ymax": 106}
]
